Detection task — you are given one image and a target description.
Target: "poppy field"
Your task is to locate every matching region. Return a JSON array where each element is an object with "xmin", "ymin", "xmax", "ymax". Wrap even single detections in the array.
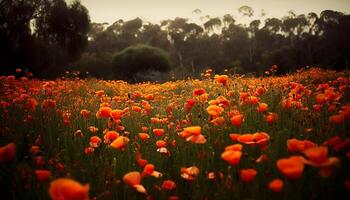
[{"xmin": 1, "ymin": 67, "xmax": 350, "ymax": 200}]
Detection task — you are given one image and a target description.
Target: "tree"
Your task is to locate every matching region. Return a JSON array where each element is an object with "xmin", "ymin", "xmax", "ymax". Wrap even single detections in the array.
[
  {"xmin": 0, "ymin": 0, "xmax": 90, "ymax": 77},
  {"xmin": 113, "ymin": 44, "xmax": 171, "ymax": 82}
]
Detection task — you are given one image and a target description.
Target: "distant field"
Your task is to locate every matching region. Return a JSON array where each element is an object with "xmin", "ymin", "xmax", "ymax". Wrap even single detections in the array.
[{"xmin": 0, "ymin": 68, "xmax": 350, "ymax": 200}]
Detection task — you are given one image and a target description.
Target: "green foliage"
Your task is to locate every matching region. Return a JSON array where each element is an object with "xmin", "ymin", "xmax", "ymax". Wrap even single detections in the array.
[{"xmin": 113, "ymin": 44, "xmax": 171, "ymax": 82}]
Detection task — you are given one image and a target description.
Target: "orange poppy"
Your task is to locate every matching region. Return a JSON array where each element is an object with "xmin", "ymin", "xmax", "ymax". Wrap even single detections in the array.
[
  {"xmin": 214, "ymin": 75, "xmax": 228, "ymax": 86},
  {"xmin": 35, "ymin": 170, "xmax": 51, "ymax": 182},
  {"xmin": 0, "ymin": 143, "xmax": 16, "ymax": 163},
  {"xmin": 221, "ymin": 150, "xmax": 242, "ymax": 166},
  {"xmin": 240, "ymin": 169, "xmax": 257, "ymax": 182},
  {"xmin": 268, "ymin": 179, "xmax": 283, "ymax": 192},
  {"xmin": 287, "ymin": 138, "xmax": 317, "ymax": 152},
  {"xmin": 329, "ymin": 114, "xmax": 344, "ymax": 124},
  {"xmin": 103, "ymin": 131, "xmax": 119, "ymax": 144},
  {"xmin": 186, "ymin": 134, "xmax": 207, "ymax": 144},
  {"xmin": 276, "ymin": 156, "xmax": 305, "ymax": 179},
  {"xmin": 80, "ymin": 109, "xmax": 90, "ymax": 118},
  {"xmin": 89, "ymin": 136, "xmax": 101, "ymax": 148},
  {"xmin": 138, "ymin": 133, "xmax": 150, "ymax": 141},
  {"xmin": 265, "ymin": 112, "xmax": 278, "ymax": 125},
  {"xmin": 110, "ymin": 136, "xmax": 130, "ymax": 150},
  {"xmin": 156, "ymin": 140, "xmax": 167, "ymax": 148},
  {"xmin": 230, "ymin": 114, "xmax": 244, "ymax": 127},
  {"xmin": 48, "ymin": 178, "xmax": 89, "ymax": 200},
  {"xmin": 161, "ymin": 180, "xmax": 176, "ymax": 190},
  {"xmin": 153, "ymin": 129, "xmax": 165, "ymax": 137},
  {"xmin": 96, "ymin": 106, "xmax": 112, "ymax": 118},
  {"xmin": 181, "ymin": 166, "xmax": 199, "ymax": 181},
  {"xmin": 207, "ymin": 105, "xmax": 224, "ymax": 118},
  {"xmin": 183, "ymin": 126, "xmax": 201, "ymax": 136},
  {"xmin": 225, "ymin": 144, "xmax": 243, "ymax": 151},
  {"xmin": 257, "ymin": 103, "xmax": 268, "ymax": 113},
  {"xmin": 193, "ymin": 88, "xmax": 206, "ymax": 96}
]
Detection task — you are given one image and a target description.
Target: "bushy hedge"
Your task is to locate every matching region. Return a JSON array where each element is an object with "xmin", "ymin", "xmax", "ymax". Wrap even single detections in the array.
[{"xmin": 113, "ymin": 44, "xmax": 171, "ymax": 82}]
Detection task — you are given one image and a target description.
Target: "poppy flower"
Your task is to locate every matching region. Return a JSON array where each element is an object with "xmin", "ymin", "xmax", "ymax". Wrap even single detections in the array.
[
  {"xmin": 123, "ymin": 171, "xmax": 147, "ymax": 193},
  {"xmin": 193, "ymin": 88, "xmax": 206, "ymax": 96},
  {"xmin": 84, "ymin": 147, "xmax": 94, "ymax": 155},
  {"xmin": 153, "ymin": 129, "xmax": 165, "ymax": 137},
  {"xmin": 276, "ymin": 156, "xmax": 305, "ymax": 179},
  {"xmin": 221, "ymin": 150, "xmax": 242, "ymax": 166},
  {"xmin": 287, "ymin": 138, "xmax": 317, "ymax": 152},
  {"xmin": 207, "ymin": 105, "xmax": 224, "ymax": 118},
  {"xmin": 268, "ymin": 179, "xmax": 283, "ymax": 192},
  {"xmin": 111, "ymin": 109, "xmax": 123, "ymax": 120},
  {"xmin": 110, "ymin": 136, "xmax": 130, "ymax": 150},
  {"xmin": 257, "ymin": 103, "xmax": 268, "ymax": 113},
  {"xmin": 183, "ymin": 126, "xmax": 201, "ymax": 136},
  {"xmin": 214, "ymin": 75, "xmax": 229, "ymax": 86},
  {"xmin": 186, "ymin": 134, "xmax": 207, "ymax": 144},
  {"xmin": 96, "ymin": 106, "xmax": 112, "ymax": 118},
  {"xmin": 142, "ymin": 164, "xmax": 162, "ymax": 178},
  {"xmin": 230, "ymin": 114, "xmax": 244, "ymax": 127},
  {"xmin": 240, "ymin": 169, "xmax": 257, "ymax": 182},
  {"xmin": 162, "ymin": 180, "xmax": 176, "ymax": 190},
  {"xmin": 225, "ymin": 144, "xmax": 243, "ymax": 151},
  {"xmin": 265, "ymin": 112, "xmax": 278, "ymax": 125},
  {"xmin": 138, "ymin": 133, "xmax": 150, "ymax": 141},
  {"xmin": 48, "ymin": 178, "xmax": 90, "ymax": 200},
  {"xmin": 35, "ymin": 170, "xmax": 51, "ymax": 182},
  {"xmin": 181, "ymin": 166, "xmax": 199, "ymax": 181},
  {"xmin": 89, "ymin": 136, "xmax": 101, "ymax": 148},
  {"xmin": 156, "ymin": 140, "xmax": 167, "ymax": 148},
  {"xmin": 104, "ymin": 131, "xmax": 119, "ymax": 144},
  {"xmin": 80, "ymin": 109, "xmax": 90, "ymax": 118},
  {"xmin": 0, "ymin": 143, "xmax": 16, "ymax": 163},
  {"xmin": 329, "ymin": 114, "xmax": 344, "ymax": 125},
  {"xmin": 302, "ymin": 146, "xmax": 340, "ymax": 177}
]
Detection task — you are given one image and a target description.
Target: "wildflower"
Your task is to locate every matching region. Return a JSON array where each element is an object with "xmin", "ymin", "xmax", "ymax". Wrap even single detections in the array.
[
  {"xmin": 276, "ymin": 156, "xmax": 305, "ymax": 179},
  {"xmin": 207, "ymin": 105, "xmax": 224, "ymax": 118},
  {"xmin": 181, "ymin": 166, "xmax": 199, "ymax": 181},
  {"xmin": 287, "ymin": 138, "xmax": 317, "ymax": 152},
  {"xmin": 265, "ymin": 112, "xmax": 278, "ymax": 125},
  {"xmin": 103, "ymin": 131, "xmax": 119, "ymax": 144},
  {"xmin": 162, "ymin": 180, "xmax": 176, "ymax": 190},
  {"xmin": 123, "ymin": 171, "xmax": 146, "ymax": 193},
  {"xmin": 268, "ymin": 179, "xmax": 283, "ymax": 192},
  {"xmin": 48, "ymin": 178, "xmax": 90, "ymax": 200},
  {"xmin": 214, "ymin": 75, "xmax": 229, "ymax": 86},
  {"xmin": 35, "ymin": 170, "xmax": 51, "ymax": 182},
  {"xmin": 221, "ymin": 150, "xmax": 242, "ymax": 166},
  {"xmin": 84, "ymin": 147, "xmax": 94, "ymax": 155},
  {"xmin": 230, "ymin": 114, "xmax": 244, "ymax": 127},
  {"xmin": 110, "ymin": 136, "xmax": 130, "ymax": 150},
  {"xmin": 80, "ymin": 109, "xmax": 90, "ymax": 118},
  {"xmin": 138, "ymin": 133, "xmax": 150, "ymax": 141},
  {"xmin": 240, "ymin": 169, "xmax": 257, "ymax": 182},
  {"xmin": 89, "ymin": 136, "xmax": 101, "ymax": 148},
  {"xmin": 153, "ymin": 129, "xmax": 165, "ymax": 137},
  {"xmin": 193, "ymin": 88, "xmax": 206, "ymax": 96},
  {"xmin": 96, "ymin": 106, "xmax": 112, "ymax": 118},
  {"xmin": 257, "ymin": 103, "xmax": 268, "ymax": 113},
  {"xmin": 0, "ymin": 143, "xmax": 16, "ymax": 163}
]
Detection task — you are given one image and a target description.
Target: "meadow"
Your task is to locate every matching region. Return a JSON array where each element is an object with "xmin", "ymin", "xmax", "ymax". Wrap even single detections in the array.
[{"xmin": 0, "ymin": 67, "xmax": 350, "ymax": 200}]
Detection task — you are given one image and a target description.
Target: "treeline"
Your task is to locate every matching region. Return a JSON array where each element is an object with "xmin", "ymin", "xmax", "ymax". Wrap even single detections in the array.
[
  {"xmin": 0, "ymin": 0, "xmax": 90, "ymax": 78},
  {"xmin": 1, "ymin": 1, "xmax": 350, "ymax": 80},
  {"xmin": 81, "ymin": 8, "xmax": 350, "ymax": 80}
]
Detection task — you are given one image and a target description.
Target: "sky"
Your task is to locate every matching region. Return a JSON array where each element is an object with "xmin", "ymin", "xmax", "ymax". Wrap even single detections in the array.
[{"xmin": 69, "ymin": 0, "xmax": 350, "ymax": 25}]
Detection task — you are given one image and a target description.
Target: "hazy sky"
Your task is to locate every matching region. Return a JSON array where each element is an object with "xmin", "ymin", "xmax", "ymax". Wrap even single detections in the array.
[{"xmin": 70, "ymin": 0, "xmax": 350, "ymax": 25}]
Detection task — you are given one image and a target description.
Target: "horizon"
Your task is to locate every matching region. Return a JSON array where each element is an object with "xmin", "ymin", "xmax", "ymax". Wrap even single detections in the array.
[{"xmin": 69, "ymin": 0, "xmax": 350, "ymax": 25}]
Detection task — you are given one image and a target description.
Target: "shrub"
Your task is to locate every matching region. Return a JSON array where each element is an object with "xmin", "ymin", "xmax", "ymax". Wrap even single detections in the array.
[{"xmin": 113, "ymin": 44, "xmax": 171, "ymax": 82}]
